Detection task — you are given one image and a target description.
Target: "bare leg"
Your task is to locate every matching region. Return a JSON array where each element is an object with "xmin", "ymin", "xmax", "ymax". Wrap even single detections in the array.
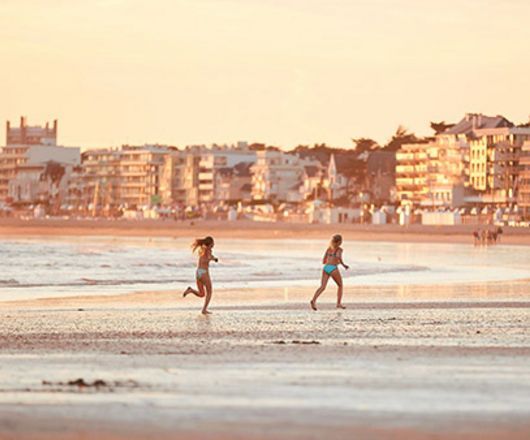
[
  {"xmin": 183, "ymin": 286, "xmax": 200, "ymax": 297},
  {"xmin": 183, "ymin": 277, "xmax": 206, "ymax": 298},
  {"xmin": 310, "ymin": 272, "xmax": 330, "ymax": 311},
  {"xmin": 331, "ymin": 270, "xmax": 345, "ymax": 309},
  {"xmin": 201, "ymin": 274, "xmax": 213, "ymax": 314}
]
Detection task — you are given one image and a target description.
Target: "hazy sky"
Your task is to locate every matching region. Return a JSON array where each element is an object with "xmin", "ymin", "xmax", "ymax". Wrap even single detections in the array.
[{"xmin": 1, "ymin": 0, "xmax": 529, "ymax": 149}]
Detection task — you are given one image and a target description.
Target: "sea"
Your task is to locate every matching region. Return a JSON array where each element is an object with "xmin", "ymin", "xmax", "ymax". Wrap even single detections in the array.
[{"xmin": 1, "ymin": 236, "xmax": 529, "ymax": 300}]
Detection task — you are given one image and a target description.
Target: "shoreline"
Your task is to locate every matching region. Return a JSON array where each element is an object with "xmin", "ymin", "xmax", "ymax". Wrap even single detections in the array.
[
  {"xmin": 2, "ymin": 278, "xmax": 530, "ymax": 309},
  {"xmin": 1, "ymin": 218, "xmax": 530, "ymax": 245}
]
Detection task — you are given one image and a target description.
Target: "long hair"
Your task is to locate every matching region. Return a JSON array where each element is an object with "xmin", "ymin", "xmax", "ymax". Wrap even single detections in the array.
[
  {"xmin": 191, "ymin": 236, "xmax": 214, "ymax": 253},
  {"xmin": 330, "ymin": 234, "xmax": 342, "ymax": 249}
]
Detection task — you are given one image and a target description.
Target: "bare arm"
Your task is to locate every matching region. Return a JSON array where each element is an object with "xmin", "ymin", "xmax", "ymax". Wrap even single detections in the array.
[
  {"xmin": 337, "ymin": 249, "xmax": 349, "ymax": 269},
  {"xmin": 322, "ymin": 250, "xmax": 328, "ymax": 264},
  {"xmin": 208, "ymin": 249, "xmax": 218, "ymax": 263}
]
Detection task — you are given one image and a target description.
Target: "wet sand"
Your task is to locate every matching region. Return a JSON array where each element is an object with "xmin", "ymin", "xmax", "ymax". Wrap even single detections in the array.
[
  {"xmin": 1, "ymin": 218, "xmax": 529, "ymax": 245},
  {"xmin": 1, "ymin": 282, "xmax": 529, "ymax": 440}
]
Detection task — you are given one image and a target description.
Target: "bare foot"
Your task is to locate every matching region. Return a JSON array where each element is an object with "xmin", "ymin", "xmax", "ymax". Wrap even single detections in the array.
[
  {"xmin": 336, "ymin": 304, "xmax": 346, "ymax": 309},
  {"xmin": 183, "ymin": 287, "xmax": 192, "ymax": 297},
  {"xmin": 201, "ymin": 310, "xmax": 212, "ymax": 315},
  {"xmin": 310, "ymin": 300, "xmax": 317, "ymax": 311}
]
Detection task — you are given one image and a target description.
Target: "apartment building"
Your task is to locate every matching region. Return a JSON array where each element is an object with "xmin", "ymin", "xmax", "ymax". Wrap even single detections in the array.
[
  {"xmin": 160, "ymin": 149, "xmax": 187, "ymax": 206},
  {"xmin": 396, "ymin": 113, "xmax": 513, "ymax": 208},
  {"xmin": 73, "ymin": 148, "xmax": 121, "ymax": 214},
  {"xmin": 0, "ymin": 117, "xmax": 79, "ymax": 201},
  {"xmin": 395, "ymin": 142, "xmax": 429, "ymax": 205},
  {"xmin": 6, "ymin": 116, "xmax": 57, "ymax": 146},
  {"xmin": 214, "ymin": 162, "xmax": 253, "ymax": 203},
  {"xmin": 469, "ymin": 127, "xmax": 530, "ymax": 205},
  {"xmin": 69, "ymin": 145, "xmax": 174, "ymax": 214},
  {"xmin": 251, "ymin": 150, "xmax": 319, "ymax": 202},
  {"xmin": 518, "ymin": 141, "xmax": 530, "ymax": 220},
  {"xmin": 118, "ymin": 145, "xmax": 169, "ymax": 207},
  {"xmin": 197, "ymin": 145, "xmax": 256, "ymax": 205},
  {"xmin": 8, "ymin": 160, "xmax": 79, "ymax": 206}
]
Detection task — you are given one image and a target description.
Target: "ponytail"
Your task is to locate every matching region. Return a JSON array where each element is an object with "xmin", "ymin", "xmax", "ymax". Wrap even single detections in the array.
[{"xmin": 191, "ymin": 236, "xmax": 214, "ymax": 253}]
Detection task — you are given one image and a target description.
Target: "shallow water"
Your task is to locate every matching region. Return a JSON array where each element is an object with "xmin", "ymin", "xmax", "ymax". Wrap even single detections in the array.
[{"xmin": 0, "ymin": 236, "xmax": 529, "ymax": 300}]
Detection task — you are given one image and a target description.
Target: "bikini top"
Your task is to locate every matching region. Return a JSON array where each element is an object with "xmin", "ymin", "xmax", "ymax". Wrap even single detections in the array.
[{"xmin": 326, "ymin": 248, "xmax": 340, "ymax": 258}]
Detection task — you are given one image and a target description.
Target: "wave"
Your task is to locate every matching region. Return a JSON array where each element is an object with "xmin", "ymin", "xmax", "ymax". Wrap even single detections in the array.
[
  {"xmin": 0, "ymin": 279, "xmax": 20, "ymax": 287},
  {"xmin": 2, "ymin": 278, "xmax": 188, "ymax": 289},
  {"xmin": 0, "ymin": 265, "xmax": 428, "ymax": 290}
]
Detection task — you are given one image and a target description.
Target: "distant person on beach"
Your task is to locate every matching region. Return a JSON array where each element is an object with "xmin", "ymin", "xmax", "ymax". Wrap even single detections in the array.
[
  {"xmin": 491, "ymin": 229, "xmax": 498, "ymax": 244},
  {"xmin": 487, "ymin": 229, "xmax": 495, "ymax": 245},
  {"xmin": 183, "ymin": 236, "xmax": 218, "ymax": 314},
  {"xmin": 473, "ymin": 230, "xmax": 480, "ymax": 246},
  {"xmin": 496, "ymin": 226, "xmax": 503, "ymax": 243},
  {"xmin": 310, "ymin": 234, "xmax": 349, "ymax": 311},
  {"xmin": 481, "ymin": 229, "xmax": 487, "ymax": 246}
]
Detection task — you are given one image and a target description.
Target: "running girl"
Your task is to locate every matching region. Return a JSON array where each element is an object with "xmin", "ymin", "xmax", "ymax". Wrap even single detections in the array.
[
  {"xmin": 310, "ymin": 234, "xmax": 349, "ymax": 311},
  {"xmin": 183, "ymin": 236, "xmax": 218, "ymax": 314}
]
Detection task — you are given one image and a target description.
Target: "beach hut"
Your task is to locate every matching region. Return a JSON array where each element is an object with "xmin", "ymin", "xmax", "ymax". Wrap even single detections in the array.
[
  {"xmin": 372, "ymin": 209, "xmax": 387, "ymax": 225},
  {"xmin": 227, "ymin": 207, "xmax": 237, "ymax": 221}
]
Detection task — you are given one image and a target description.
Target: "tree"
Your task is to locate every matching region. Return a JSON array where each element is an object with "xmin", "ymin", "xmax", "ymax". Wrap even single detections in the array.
[
  {"xmin": 430, "ymin": 121, "xmax": 455, "ymax": 135},
  {"xmin": 41, "ymin": 161, "xmax": 65, "ymax": 185},
  {"xmin": 351, "ymin": 138, "xmax": 379, "ymax": 155},
  {"xmin": 40, "ymin": 161, "xmax": 66, "ymax": 214},
  {"xmin": 290, "ymin": 143, "xmax": 345, "ymax": 165},
  {"xmin": 383, "ymin": 125, "xmax": 426, "ymax": 152}
]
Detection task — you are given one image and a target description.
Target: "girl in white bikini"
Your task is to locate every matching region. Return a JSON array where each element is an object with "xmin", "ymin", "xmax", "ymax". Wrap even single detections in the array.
[
  {"xmin": 183, "ymin": 236, "xmax": 218, "ymax": 314},
  {"xmin": 310, "ymin": 234, "xmax": 349, "ymax": 311}
]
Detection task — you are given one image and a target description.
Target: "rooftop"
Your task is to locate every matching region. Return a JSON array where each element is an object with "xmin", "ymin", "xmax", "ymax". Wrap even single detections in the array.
[{"xmin": 443, "ymin": 113, "xmax": 513, "ymax": 136}]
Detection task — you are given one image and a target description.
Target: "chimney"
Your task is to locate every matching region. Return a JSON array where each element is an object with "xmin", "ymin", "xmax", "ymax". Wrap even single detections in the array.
[
  {"xmin": 20, "ymin": 116, "xmax": 27, "ymax": 144},
  {"xmin": 477, "ymin": 114, "xmax": 482, "ymax": 128},
  {"xmin": 53, "ymin": 119, "xmax": 58, "ymax": 135},
  {"xmin": 470, "ymin": 114, "xmax": 481, "ymax": 130}
]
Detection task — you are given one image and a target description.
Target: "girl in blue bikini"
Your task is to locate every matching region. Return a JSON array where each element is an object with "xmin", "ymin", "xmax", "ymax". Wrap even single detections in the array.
[
  {"xmin": 183, "ymin": 236, "xmax": 218, "ymax": 315},
  {"xmin": 310, "ymin": 234, "xmax": 349, "ymax": 311}
]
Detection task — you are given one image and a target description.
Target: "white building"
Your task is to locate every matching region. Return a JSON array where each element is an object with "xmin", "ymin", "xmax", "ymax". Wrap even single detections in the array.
[
  {"xmin": 396, "ymin": 113, "xmax": 515, "ymax": 208},
  {"xmin": 0, "ymin": 117, "xmax": 80, "ymax": 201},
  {"xmin": 325, "ymin": 154, "xmax": 349, "ymax": 200},
  {"xmin": 251, "ymin": 150, "xmax": 319, "ymax": 202},
  {"xmin": 306, "ymin": 200, "xmax": 360, "ymax": 224},
  {"xmin": 6, "ymin": 144, "xmax": 80, "ymax": 204},
  {"xmin": 197, "ymin": 145, "xmax": 256, "ymax": 205}
]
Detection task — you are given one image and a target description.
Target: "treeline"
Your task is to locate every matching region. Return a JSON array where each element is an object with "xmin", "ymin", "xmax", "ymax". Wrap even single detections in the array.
[{"xmin": 247, "ymin": 115, "xmax": 530, "ymax": 180}]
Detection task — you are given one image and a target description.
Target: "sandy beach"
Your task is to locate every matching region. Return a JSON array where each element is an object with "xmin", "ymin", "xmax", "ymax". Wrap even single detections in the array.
[
  {"xmin": 1, "ymin": 218, "xmax": 530, "ymax": 245},
  {"xmin": 1, "ymin": 229, "xmax": 529, "ymax": 440},
  {"xmin": 1, "ymin": 281, "xmax": 530, "ymax": 440}
]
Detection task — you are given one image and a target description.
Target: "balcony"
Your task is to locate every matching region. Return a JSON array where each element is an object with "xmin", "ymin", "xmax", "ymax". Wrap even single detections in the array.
[
  {"xmin": 121, "ymin": 182, "xmax": 145, "ymax": 188},
  {"xmin": 396, "ymin": 153, "xmax": 414, "ymax": 161},
  {"xmin": 395, "ymin": 165, "xmax": 415, "ymax": 174},
  {"xmin": 198, "ymin": 172, "xmax": 213, "ymax": 180}
]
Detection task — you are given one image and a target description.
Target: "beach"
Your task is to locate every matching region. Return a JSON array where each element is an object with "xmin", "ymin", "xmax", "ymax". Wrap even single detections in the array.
[
  {"xmin": 1, "ymin": 226, "xmax": 529, "ymax": 440},
  {"xmin": 1, "ymin": 291, "xmax": 530, "ymax": 440},
  {"xmin": 1, "ymin": 218, "xmax": 530, "ymax": 245}
]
